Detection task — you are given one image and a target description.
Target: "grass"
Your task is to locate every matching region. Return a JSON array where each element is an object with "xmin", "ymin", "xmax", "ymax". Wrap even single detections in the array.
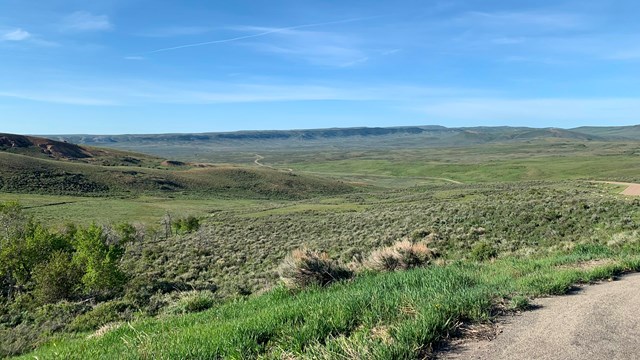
[
  {"xmin": 6, "ymin": 136, "xmax": 640, "ymax": 358},
  {"xmin": 288, "ymin": 154, "xmax": 640, "ymax": 184},
  {"xmin": 19, "ymin": 247, "xmax": 640, "ymax": 359},
  {"xmin": 0, "ymin": 193, "xmax": 273, "ymax": 226}
]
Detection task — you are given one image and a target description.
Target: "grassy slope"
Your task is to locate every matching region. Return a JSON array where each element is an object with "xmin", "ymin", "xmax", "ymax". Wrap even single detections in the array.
[
  {"xmin": 0, "ymin": 151, "xmax": 354, "ymax": 199},
  {"xmin": 20, "ymin": 248, "xmax": 640, "ymax": 359},
  {"xmin": 117, "ymin": 181, "xmax": 640, "ymax": 297},
  {"xmin": 572, "ymin": 125, "xmax": 640, "ymax": 139}
]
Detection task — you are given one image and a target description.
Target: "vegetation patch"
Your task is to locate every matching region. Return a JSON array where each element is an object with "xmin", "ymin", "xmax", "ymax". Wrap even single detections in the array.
[
  {"xmin": 278, "ymin": 248, "xmax": 353, "ymax": 289},
  {"xmin": 17, "ymin": 250, "xmax": 640, "ymax": 359}
]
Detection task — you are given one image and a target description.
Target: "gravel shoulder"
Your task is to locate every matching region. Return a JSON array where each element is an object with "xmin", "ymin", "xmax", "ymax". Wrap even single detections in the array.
[{"xmin": 440, "ymin": 273, "xmax": 640, "ymax": 360}]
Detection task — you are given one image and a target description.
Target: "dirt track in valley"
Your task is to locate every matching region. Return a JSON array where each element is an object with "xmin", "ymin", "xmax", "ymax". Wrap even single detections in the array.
[
  {"xmin": 598, "ymin": 181, "xmax": 640, "ymax": 196},
  {"xmin": 594, "ymin": 181, "xmax": 640, "ymax": 196},
  {"xmin": 441, "ymin": 273, "xmax": 640, "ymax": 360}
]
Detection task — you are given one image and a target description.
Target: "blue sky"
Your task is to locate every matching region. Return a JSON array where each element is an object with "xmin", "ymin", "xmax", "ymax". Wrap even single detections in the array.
[{"xmin": 1, "ymin": 0, "xmax": 640, "ymax": 134}]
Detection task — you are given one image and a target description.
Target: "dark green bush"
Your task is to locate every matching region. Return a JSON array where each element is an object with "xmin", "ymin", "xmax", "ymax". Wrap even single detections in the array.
[
  {"xmin": 172, "ymin": 216, "xmax": 201, "ymax": 234},
  {"xmin": 32, "ymin": 251, "xmax": 82, "ymax": 305},
  {"xmin": 68, "ymin": 300, "xmax": 135, "ymax": 332},
  {"xmin": 470, "ymin": 241, "xmax": 498, "ymax": 261}
]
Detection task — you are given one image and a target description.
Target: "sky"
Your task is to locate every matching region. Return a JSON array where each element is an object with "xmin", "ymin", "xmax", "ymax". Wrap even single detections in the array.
[{"xmin": 2, "ymin": 0, "xmax": 640, "ymax": 134}]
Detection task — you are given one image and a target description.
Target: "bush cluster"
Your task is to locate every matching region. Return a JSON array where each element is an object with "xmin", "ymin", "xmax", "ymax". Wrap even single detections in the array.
[
  {"xmin": 365, "ymin": 240, "xmax": 437, "ymax": 272},
  {"xmin": 279, "ymin": 240, "xmax": 437, "ymax": 288},
  {"xmin": 278, "ymin": 248, "xmax": 353, "ymax": 289}
]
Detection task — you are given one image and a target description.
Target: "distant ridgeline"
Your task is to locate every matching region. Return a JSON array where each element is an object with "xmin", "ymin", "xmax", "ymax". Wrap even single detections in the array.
[{"xmin": 47, "ymin": 124, "xmax": 640, "ymax": 149}]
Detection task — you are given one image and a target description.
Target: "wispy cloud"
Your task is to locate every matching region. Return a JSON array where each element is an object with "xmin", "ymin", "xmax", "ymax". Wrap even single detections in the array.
[
  {"xmin": 146, "ymin": 17, "xmax": 374, "ymax": 54},
  {"xmin": 0, "ymin": 79, "xmax": 483, "ymax": 106},
  {"xmin": 0, "ymin": 91, "xmax": 117, "ymax": 106},
  {"xmin": 62, "ymin": 11, "xmax": 112, "ymax": 32},
  {"xmin": 456, "ymin": 11, "xmax": 590, "ymax": 32},
  {"xmin": 138, "ymin": 26, "xmax": 212, "ymax": 38},
  {"xmin": 1, "ymin": 28, "xmax": 31, "ymax": 41},
  {"xmin": 118, "ymin": 82, "xmax": 477, "ymax": 104},
  {"xmin": 232, "ymin": 25, "xmax": 369, "ymax": 67}
]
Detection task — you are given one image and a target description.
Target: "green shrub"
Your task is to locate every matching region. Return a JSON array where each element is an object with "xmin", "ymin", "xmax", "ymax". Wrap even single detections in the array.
[
  {"xmin": 278, "ymin": 248, "xmax": 353, "ymax": 289},
  {"xmin": 67, "ymin": 300, "xmax": 135, "ymax": 332},
  {"xmin": 32, "ymin": 251, "xmax": 82, "ymax": 304},
  {"xmin": 172, "ymin": 216, "xmax": 200, "ymax": 235},
  {"xmin": 508, "ymin": 295, "xmax": 531, "ymax": 311},
  {"xmin": 163, "ymin": 290, "xmax": 218, "ymax": 315},
  {"xmin": 470, "ymin": 241, "xmax": 498, "ymax": 261}
]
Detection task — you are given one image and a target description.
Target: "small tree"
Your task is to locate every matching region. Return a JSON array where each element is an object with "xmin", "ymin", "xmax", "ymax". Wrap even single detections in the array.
[
  {"xmin": 32, "ymin": 250, "xmax": 82, "ymax": 304},
  {"xmin": 72, "ymin": 225, "xmax": 126, "ymax": 298},
  {"xmin": 172, "ymin": 216, "xmax": 200, "ymax": 235}
]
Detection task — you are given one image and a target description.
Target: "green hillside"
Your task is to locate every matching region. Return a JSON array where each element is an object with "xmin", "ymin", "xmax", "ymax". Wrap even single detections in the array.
[
  {"xmin": 0, "ymin": 134, "xmax": 354, "ymax": 199},
  {"xmin": 571, "ymin": 125, "xmax": 640, "ymax": 139}
]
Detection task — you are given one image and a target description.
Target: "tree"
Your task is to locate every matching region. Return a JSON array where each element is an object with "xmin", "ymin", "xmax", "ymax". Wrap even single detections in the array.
[
  {"xmin": 32, "ymin": 250, "xmax": 82, "ymax": 304},
  {"xmin": 72, "ymin": 225, "xmax": 126, "ymax": 298}
]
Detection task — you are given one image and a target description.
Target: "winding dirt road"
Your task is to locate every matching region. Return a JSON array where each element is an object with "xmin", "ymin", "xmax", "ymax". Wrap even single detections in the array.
[
  {"xmin": 254, "ymin": 154, "xmax": 293, "ymax": 172},
  {"xmin": 442, "ymin": 273, "xmax": 640, "ymax": 360}
]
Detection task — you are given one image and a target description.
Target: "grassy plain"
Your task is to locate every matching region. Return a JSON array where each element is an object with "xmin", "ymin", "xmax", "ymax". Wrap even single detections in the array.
[
  {"xmin": 5, "ymin": 136, "xmax": 640, "ymax": 358},
  {"xmin": 0, "ymin": 192, "xmax": 273, "ymax": 226}
]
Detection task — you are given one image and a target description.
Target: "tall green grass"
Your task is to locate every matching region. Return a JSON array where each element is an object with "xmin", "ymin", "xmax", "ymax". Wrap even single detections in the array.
[{"xmin": 20, "ymin": 248, "xmax": 640, "ymax": 359}]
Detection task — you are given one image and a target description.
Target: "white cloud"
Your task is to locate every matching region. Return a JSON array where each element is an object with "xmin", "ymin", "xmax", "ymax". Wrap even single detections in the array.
[
  {"xmin": 146, "ymin": 17, "xmax": 374, "ymax": 66},
  {"xmin": 235, "ymin": 26, "xmax": 368, "ymax": 67},
  {"xmin": 62, "ymin": 11, "xmax": 112, "ymax": 32},
  {"xmin": 1, "ymin": 28, "xmax": 31, "ymax": 41},
  {"xmin": 0, "ymin": 91, "xmax": 118, "ymax": 106}
]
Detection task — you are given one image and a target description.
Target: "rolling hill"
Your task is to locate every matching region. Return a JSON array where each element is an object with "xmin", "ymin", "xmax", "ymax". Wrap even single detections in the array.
[
  {"xmin": 0, "ymin": 134, "xmax": 354, "ymax": 199},
  {"xmin": 571, "ymin": 125, "xmax": 640, "ymax": 139}
]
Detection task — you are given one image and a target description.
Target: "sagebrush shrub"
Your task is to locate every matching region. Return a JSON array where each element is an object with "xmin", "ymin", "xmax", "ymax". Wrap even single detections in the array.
[
  {"xmin": 365, "ymin": 240, "xmax": 436, "ymax": 272},
  {"xmin": 278, "ymin": 248, "xmax": 352, "ymax": 289}
]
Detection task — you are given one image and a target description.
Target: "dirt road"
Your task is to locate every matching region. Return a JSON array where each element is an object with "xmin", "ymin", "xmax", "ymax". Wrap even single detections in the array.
[
  {"xmin": 254, "ymin": 154, "xmax": 293, "ymax": 172},
  {"xmin": 442, "ymin": 273, "xmax": 640, "ymax": 360},
  {"xmin": 597, "ymin": 181, "xmax": 640, "ymax": 196}
]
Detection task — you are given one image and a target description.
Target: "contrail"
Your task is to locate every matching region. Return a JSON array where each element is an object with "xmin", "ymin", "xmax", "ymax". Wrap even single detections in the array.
[{"xmin": 145, "ymin": 16, "xmax": 376, "ymax": 54}]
